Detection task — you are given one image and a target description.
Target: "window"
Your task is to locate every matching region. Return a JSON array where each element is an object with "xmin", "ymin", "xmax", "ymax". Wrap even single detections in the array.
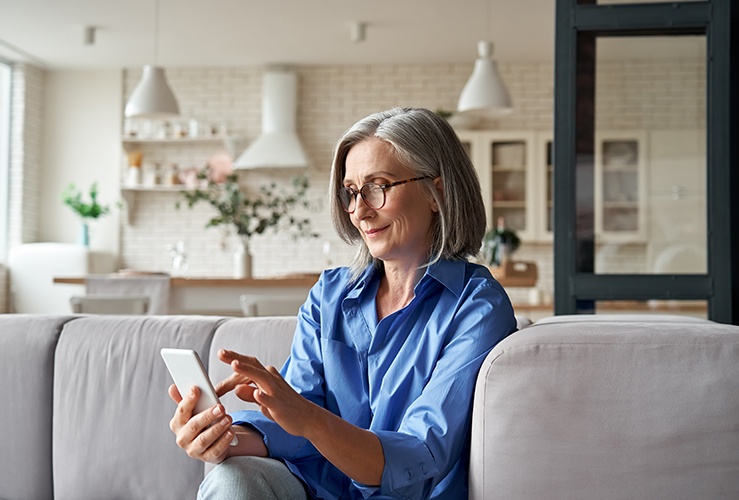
[{"xmin": 0, "ymin": 60, "xmax": 11, "ymax": 262}]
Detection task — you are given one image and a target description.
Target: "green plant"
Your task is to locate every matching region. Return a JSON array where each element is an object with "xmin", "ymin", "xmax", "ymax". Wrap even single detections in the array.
[
  {"xmin": 482, "ymin": 224, "xmax": 521, "ymax": 266},
  {"xmin": 62, "ymin": 182, "xmax": 111, "ymax": 219},
  {"xmin": 177, "ymin": 169, "xmax": 318, "ymax": 241}
]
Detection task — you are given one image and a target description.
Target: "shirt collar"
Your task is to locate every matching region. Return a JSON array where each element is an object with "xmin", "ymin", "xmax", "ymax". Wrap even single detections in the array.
[
  {"xmin": 421, "ymin": 259, "xmax": 467, "ymax": 298},
  {"xmin": 346, "ymin": 259, "xmax": 468, "ymax": 300}
]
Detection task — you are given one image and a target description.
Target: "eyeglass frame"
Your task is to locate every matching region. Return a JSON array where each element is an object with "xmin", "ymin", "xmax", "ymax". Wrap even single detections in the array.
[{"xmin": 338, "ymin": 176, "xmax": 433, "ymax": 213}]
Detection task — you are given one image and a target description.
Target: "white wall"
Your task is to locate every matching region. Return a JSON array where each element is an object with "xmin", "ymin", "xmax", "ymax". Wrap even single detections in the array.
[{"xmin": 39, "ymin": 69, "xmax": 121, "ymax": 263}]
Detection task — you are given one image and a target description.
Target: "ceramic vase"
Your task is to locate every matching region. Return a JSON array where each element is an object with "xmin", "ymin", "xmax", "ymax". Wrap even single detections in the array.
[
  {"xmin": 79, "ymin": 220, "xmax": 90, "ymax": 247},
  {"xmin": 233, "ymin": 237, "xmax": 252, "ymax": 279}
]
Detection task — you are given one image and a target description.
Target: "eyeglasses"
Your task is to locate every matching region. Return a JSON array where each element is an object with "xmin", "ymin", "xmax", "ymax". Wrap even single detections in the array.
[{"xmin": 338, "ymin": 176, "xmax": 432, "ymax": 213}]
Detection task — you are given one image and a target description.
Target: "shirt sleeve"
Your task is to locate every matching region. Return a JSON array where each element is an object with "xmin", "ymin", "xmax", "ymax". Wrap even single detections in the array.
[
  {"xmin": 231, "ymin": 274, "xmax": 329, "ymax": 460},
  {"xmin": 361, "ymin": 280, "xmax": 516, "ymax": 498}
]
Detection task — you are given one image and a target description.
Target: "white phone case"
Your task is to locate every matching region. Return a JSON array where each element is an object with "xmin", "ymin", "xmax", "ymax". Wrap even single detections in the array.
[
  {"xmin": 161, "ymin": 348, "xmax": 239, "ymax": 446},
  {"xmin": 161, "ymin": 348, "xmax": 220, "ymax": 415}
]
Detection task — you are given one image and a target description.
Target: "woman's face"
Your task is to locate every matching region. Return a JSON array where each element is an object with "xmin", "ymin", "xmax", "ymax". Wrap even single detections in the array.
[{"xmin": 343, "ymin": 138, "xmax": 438, "ymax": 267}]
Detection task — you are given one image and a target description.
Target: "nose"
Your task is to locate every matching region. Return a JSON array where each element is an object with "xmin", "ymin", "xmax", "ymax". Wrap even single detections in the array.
[{"xmin": 352, "ymin": 192, "xmax": 374, "ymax": 218}]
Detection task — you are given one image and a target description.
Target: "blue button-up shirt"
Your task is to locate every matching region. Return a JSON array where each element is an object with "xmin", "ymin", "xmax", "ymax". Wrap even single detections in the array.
[{"xmin": 232, "ymin": 259, "xmax": 516, "ymax": 499}]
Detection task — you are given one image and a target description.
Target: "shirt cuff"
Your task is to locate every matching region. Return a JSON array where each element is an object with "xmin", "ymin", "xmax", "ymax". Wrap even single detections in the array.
[{"xmin": 374, "ymin": 430, "xmax": 440, "ymax": 495}]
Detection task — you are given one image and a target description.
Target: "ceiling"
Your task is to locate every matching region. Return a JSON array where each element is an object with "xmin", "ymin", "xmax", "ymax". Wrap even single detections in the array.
[{"xmin": 0, "ymin": 0, "xmax": 557, "ymax": 69}]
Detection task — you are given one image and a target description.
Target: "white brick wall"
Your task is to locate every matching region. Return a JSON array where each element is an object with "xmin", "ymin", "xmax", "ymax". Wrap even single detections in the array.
[
  {"xmin": 1, "ymin": 58, "xmax": 702, "ymax": 298},
  {"xmin": 9, "ymin": 63, "xmax": 45, "ymax": 247},
  {"xmin": 120, "ymin": 59, "xmax": 705, "ymax": 287},
  {"xmin": 119, "ymin": 62, "xmax": 555, "ymax": 277}
]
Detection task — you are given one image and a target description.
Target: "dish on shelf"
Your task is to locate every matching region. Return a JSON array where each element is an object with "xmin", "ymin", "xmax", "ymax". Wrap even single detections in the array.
[{"xmin": 603, "ymin": 141, "xmax": 637, "ymax": 166}]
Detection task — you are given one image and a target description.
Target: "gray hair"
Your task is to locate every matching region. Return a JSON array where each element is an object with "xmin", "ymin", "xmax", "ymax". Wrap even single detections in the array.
[{"xmin": 329, "ymin": 107, "xmax": 486, "ymax": 279}]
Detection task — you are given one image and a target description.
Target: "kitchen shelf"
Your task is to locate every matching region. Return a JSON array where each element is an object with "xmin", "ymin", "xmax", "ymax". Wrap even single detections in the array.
[
  {"xmin": 122, "ymin": 135, "xmax": 238, "ymax": 151},
  {"xmin": 120, "ymin": 133, "xmax": 244, "ymax": 225},
  {"xmin": 120, "ymin": 186, "xmax": 195, "ymax": 224}
]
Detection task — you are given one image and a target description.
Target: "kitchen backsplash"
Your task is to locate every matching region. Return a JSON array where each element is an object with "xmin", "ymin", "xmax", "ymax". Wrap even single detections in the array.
[
  {"xmin": 119, "ymin": 59, "xmax": 704, "ymax": 297},
  {"xmin": 120, "ymin": 62, "xmax": 553, "ymax": 278}
]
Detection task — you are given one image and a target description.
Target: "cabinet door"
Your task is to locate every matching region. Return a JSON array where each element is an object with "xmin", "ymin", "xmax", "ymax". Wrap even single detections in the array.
[
  {"xmin": 594, "ymin": 131, "xmax": 648, "ymax": 242},
  {"xmin": 457, "ymin": 131, "xmax": 537, "ymax": 241}
]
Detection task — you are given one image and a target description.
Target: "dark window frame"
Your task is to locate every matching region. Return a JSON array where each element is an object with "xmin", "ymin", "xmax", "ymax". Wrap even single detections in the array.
[{"xmin": 553, "ymin": 0, "xmax": 739, "ymax": 324}]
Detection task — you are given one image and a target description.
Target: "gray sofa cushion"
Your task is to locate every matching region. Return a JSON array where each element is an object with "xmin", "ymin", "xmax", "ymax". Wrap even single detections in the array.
[
  {"xmin": 0, "ymin": 314, "xmax": 70, "ymax": 500},
  {"xmin": 52, "ymin": 315, "xmax": 225, "ymax": 500},
  {"xmin": 470, "ymin": 318, "xmax": 739, "ymax": 499}
]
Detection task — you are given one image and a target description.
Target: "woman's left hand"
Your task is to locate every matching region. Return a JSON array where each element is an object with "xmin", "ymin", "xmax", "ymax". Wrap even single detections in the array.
[{"xmin": 216, "ymin": 349, "xmax": 316, "ymax": 437}]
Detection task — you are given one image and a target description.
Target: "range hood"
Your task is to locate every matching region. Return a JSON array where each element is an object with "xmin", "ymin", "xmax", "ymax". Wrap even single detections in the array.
[{"xmin": 233, "ymin": 69, "xmax": 310, "ymax": 169}]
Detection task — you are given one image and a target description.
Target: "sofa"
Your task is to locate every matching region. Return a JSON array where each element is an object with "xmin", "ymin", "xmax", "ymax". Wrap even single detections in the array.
[{"xmin": 1, "ymin": 312, "xmax": 738, "ymax": 500}]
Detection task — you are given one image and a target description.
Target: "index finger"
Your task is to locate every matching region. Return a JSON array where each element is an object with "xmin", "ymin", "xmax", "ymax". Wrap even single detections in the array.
[
  {"xmin": 213, "ymin": 371, "xmax": 253, "ymax": 398},
  {"xmin": 220, "ymin": 349, "xmax": 269, "ymax": 378},
  {"xmin": 230, "ymin": 356, "xmax": 273, "ymax": 388}
]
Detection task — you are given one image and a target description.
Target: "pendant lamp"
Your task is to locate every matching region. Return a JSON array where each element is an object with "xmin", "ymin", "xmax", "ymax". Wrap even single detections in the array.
[
  {"xmin": 457, "ymin": 0, "xmax": 513, "ymax": 116},
  {"xmin": 124, "ymin": 0, "xmax": 179, "ymax": 118}
]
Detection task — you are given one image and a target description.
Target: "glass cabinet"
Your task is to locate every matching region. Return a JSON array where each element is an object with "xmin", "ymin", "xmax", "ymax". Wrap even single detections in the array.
[
  {"xmin": 594, "ymin": 131, "xmax": 647, "ymax": 241},
  {"xmin": 456, "ymin": 131, "xmax": 537, "ymax": 241}
]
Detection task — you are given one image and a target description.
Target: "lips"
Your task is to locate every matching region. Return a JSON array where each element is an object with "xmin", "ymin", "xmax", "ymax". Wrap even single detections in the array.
[{"xmin": 363, "ymin": 225, "xmax": 388, "ymax": 237}]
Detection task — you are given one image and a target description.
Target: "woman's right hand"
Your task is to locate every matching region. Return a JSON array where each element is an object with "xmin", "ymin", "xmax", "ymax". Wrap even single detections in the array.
[{"xmin": 168, "ymin": 384, "xmax": 236, "ymax": 464}]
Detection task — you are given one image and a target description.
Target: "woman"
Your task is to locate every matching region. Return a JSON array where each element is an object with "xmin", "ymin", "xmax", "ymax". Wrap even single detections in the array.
[{"xmin": 169, "ymin": 107, "xmax": 516, "ymax": 499}]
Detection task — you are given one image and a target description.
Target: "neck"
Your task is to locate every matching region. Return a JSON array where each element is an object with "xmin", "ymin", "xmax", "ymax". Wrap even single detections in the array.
[{"xmin": 375, "ymin": 261, "xmax": 425, "ymax": 320}]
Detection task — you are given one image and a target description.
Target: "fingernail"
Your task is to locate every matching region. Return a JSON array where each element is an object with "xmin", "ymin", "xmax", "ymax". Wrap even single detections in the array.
[{"xmin": 212, "ymin": 406, "xmax": 222, "ymax": 417}]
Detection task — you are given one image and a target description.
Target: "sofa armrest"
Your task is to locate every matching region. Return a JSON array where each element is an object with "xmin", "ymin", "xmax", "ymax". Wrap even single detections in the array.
[{"xmin": 470, "ymin": 316, "xmax": 739, "ymax": 499}]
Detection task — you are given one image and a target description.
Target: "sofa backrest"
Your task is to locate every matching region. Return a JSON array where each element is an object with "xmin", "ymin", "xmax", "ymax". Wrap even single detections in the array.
[
  {"xmin": 207, "ymin": 316, "xmax": 298, "ymax": 412},
  {"xmin": 51, "ymin": 315, "xmax": 226, "ymax": 500},
  {"xmin": 469, "ymin": 316, "xmax": 739, "ymax": 499},
  {"xmin": 0, "ymin": 315, "xmax": 69, "ymax": 500}
]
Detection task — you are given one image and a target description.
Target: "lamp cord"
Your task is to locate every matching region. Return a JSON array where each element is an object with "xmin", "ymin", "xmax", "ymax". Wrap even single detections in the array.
[
  {"xmin": 486, "ymin": 0, "xmax": 491, "ymax": 41},
  {"xmin": 154, "ymin": 0, "xmax": 160, "ymax": 64}
]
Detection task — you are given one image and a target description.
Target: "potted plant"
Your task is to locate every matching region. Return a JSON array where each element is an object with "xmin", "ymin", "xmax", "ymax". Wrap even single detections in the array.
[
  {"xmin": 177, "ymin": 169, "xmax": 317, "ymax": 278},
  {"xmin": 482, "ymin": 216, "xmax": 521, "ymax": 267},
  {"xmin": 62, "ymin": 182, "xmax": 112, "ymax": 246}
]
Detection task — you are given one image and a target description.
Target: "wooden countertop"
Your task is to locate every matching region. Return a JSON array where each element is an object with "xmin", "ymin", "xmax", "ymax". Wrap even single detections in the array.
[{"xmin": 53, "ymin": 273, "xmax": 320, "ymax": 287}]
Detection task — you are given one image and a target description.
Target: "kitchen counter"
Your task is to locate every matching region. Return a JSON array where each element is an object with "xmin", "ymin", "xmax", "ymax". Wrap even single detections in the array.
[
  {"xmin": 53, "ymin": 274, "xmax": 320, "ymax": 316},
  {"xmin": 53, "ymin": 275, "xmax": 707, "ymax": 320}
]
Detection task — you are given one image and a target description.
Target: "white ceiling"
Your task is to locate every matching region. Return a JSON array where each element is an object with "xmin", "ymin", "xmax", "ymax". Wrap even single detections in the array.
[{"xmin": 0, "ymin": 0, "xmax": 557, "ymax": 69}]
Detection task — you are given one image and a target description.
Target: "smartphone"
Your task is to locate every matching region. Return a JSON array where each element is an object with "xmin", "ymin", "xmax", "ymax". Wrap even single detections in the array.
[{"xmin": 161, "ymin": 348, "xmax": 238, "ymax": 446}]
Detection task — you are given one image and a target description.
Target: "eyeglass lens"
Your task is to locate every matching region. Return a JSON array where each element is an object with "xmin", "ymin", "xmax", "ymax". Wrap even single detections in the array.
[{"xmin": 340, "ymin": 184, "xmax": 384, "ymax": 212}]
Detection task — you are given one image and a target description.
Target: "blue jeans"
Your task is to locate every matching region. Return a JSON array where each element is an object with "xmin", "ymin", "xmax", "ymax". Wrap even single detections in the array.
[{"xmin": 198, "ymin": 456, "xmax": 308, "ymax": 500}]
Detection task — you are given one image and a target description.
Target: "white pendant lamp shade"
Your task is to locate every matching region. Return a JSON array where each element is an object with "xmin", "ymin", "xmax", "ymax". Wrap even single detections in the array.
[
  {"xmin": 457, "ymin": 41, "xmax": 513, "ymax": 116},
  {"xmin": 124, "ymin": 65, "xmax": 180, "ymax": 118}
]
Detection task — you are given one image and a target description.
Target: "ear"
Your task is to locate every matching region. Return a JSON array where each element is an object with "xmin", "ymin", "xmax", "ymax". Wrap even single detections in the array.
[{"xmin": 431, "ymin": 176, "xmax": 444, "ymax": 212}]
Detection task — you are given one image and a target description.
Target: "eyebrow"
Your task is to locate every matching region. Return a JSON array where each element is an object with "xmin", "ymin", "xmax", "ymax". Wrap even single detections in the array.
[{"xmin": 343, "ymin": 171, "xmax": 397, "ymax": 185}]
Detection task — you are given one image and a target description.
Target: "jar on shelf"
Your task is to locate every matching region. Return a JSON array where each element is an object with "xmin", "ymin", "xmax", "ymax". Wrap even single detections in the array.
[
  {"xmin": 161, "ymin": 163, "xmax": 179, "ymax": 186},
  {"xmin": 142, "ymin": 161, "xmax": 160, "ymax": 187}
]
